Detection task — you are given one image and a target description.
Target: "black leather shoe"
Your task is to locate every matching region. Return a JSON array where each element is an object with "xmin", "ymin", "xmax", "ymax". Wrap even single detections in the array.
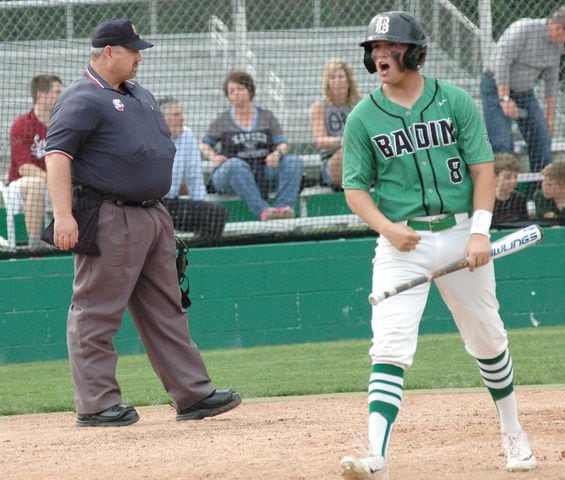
[
  {"xmin": 176, "ymin": 389, "xmax": 241, "ymax": 420},
  {"xmin": 76, "ymin": 403, "xmax": 140, "ymax": 427}
]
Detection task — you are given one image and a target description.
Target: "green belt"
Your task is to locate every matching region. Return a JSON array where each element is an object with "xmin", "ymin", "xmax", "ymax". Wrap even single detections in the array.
[{"xmin": 407, "ymin": 214, "xmax": 456, "ymax": 232}]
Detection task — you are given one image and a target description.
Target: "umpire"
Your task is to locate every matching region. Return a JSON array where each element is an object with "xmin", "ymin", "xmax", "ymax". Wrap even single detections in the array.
[{"xmin": 44, "ymin": 18, "xmax": 240, "ymax": 427}]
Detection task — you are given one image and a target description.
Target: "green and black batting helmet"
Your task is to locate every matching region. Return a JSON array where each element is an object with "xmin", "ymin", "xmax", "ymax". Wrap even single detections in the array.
[{"xmin": 360, "ymin": 11, "xmax": 427, "ymax": 73}]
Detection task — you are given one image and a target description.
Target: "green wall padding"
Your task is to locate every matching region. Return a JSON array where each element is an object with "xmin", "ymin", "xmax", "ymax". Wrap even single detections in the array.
[{"xmin": 1, "ymin": 228, "xmax": 563, "ymax": 364}]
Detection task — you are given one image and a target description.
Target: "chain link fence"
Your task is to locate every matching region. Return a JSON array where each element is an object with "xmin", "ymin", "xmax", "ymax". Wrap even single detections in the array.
[{"xmin": 0, "ymin": 0, "xmax": 563, "ymax": 257}]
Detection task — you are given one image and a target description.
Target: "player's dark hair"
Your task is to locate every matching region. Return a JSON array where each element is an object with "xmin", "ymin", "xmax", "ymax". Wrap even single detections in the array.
[
  {"xmin": 30, "ymin": 74, "xmax": 63, "ymax": 104},
  {"xmin": 223, "ymin": 70, "xmax": 255, "ymax": 100}
]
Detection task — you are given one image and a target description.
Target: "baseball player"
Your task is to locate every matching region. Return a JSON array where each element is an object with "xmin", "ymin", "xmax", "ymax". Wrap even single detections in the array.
[{"xmin": 339, "ymin": 11, "xmax": 536, "ymax": 479}]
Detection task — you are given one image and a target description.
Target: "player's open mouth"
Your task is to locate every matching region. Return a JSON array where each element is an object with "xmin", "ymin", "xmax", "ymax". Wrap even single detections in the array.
[{"xmin": 378, "ymin": 61, "xmax": 390, "ymax": 73}]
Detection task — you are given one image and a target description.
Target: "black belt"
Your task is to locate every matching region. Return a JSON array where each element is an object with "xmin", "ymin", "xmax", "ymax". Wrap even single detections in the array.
[{"xmin": 102, "ymin": 193, "xmax": 161, "ymax": 208}]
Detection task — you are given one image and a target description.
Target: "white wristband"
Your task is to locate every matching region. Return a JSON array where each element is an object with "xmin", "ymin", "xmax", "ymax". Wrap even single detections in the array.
[{"xmin": 470, "ymin": 209, "xmax": 492, "ymax": 238}]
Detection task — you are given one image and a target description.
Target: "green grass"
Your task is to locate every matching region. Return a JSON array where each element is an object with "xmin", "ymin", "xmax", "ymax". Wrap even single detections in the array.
[{"xmin": 0, "ymin": 326, "xmax": 563, "ymax": 416}]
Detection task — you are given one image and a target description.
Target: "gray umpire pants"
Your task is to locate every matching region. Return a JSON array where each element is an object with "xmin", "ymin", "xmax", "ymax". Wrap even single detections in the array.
[{"xmin": 68, "ymin": 201, "xmax": 215, "ymax": 415}]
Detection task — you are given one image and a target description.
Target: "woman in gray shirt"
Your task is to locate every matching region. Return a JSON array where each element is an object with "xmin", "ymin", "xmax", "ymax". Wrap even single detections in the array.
[{"xmin": 310, "ymin": 59, "xmax": 360, "ymax": 191}]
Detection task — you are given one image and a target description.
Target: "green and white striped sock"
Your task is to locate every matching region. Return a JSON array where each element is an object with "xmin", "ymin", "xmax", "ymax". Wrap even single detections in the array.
[
  {"xmin": 368, "ymin": 363, "xmax": 404, "ymax": 457},
  {"xmin": 477, "ymin": 349, "xmax": 522, "ymax": 433}
]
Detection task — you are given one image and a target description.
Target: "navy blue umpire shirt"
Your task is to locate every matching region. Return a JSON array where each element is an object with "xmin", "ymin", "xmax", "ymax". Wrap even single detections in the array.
[{"xmin": 45, "ymin": 66, "xmax": 176, "ymax": 202}]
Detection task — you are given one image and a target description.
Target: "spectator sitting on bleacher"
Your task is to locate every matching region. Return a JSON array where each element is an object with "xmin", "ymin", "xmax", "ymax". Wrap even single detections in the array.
[
  {"xmin": 309, "ymin": 58, "xmax": 360, "ymax": 191},
  {"xmin": 533, "ymin": 161, "xmax": 565, "ymax": 222},
  {"xmin": 492, "ymin": 153, "xmax": 528, "ymax": 224},
  {"xmin": 200, "ymin": 70, "xmax": 303, "ymax": 221},
  {"xmin": 8, "ymin": 74, "xmax": 63, "ymax": 250},
  {"xmin": 158, "ymin": 97, "xmax": 227, "ymax": 238}
]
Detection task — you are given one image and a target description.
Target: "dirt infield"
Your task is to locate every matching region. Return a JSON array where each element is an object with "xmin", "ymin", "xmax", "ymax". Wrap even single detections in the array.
[{"xmin": 0, "ymin": 388, "xmax": 563, "ymax": 480}]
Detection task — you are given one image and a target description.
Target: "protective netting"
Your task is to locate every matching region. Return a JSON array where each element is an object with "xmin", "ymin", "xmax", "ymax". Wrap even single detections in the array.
[{"xmin": 0, "ymin": 0, "xmax": 563, "ymax": 256}]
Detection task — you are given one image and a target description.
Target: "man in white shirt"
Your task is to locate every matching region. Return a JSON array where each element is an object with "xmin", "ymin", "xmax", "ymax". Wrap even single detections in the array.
[{"xmin": 159, "ymin": 97, "xmax": 227, "ymax": 238}]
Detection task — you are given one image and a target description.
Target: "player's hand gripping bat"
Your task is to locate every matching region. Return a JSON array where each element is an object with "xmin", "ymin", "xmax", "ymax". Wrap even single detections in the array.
[{"xmin": 368, "ymin": 224, "xmax": 544, "ymax": 306}]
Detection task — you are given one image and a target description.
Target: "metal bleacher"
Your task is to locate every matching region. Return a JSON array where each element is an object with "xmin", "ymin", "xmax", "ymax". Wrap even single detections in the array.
[
  {"xmin": 0, "ymin": 26, "xmax": 479, "ymax": 165},
  {"xmin": 140, "ymin": 27, "xmax": 481, "ymax": 149},
  {"xmin": 2, "ymin": 25, "xmax": 561, "ymax": 167}
]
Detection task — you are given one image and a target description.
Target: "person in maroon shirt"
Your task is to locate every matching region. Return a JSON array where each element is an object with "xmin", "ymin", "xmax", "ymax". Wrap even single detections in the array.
[{"xmin": 9, "ymin": 74, "xmax": 63, "ymax": 249}]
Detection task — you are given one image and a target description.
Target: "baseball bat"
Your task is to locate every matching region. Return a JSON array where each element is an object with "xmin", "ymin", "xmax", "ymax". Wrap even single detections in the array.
[{"xmin": 368, "ymin": 224, "xmax": 544, "ymax": 306}]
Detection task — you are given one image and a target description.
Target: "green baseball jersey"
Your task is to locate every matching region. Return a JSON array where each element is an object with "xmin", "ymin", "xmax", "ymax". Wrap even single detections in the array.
[{"xmin": 342, "ymin": 76, "xmax": 493, "ymax": 222}]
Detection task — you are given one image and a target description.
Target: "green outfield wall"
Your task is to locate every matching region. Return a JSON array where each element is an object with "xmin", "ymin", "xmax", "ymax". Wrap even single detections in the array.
[{"xmin": 0, "ymin": 228, "xmax": 563, "ymax": 364}]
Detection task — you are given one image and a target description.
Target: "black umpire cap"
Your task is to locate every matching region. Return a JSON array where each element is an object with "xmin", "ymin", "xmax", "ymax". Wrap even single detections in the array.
[{"xmin": 91, "ymin": 18, "xmax": 153, "ymax": 50}]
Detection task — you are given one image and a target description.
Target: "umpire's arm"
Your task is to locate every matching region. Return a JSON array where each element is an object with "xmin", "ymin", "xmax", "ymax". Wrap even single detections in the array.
[{"xmin": 45, "ymin": 153, "xmax": 78, "ymax": 251}]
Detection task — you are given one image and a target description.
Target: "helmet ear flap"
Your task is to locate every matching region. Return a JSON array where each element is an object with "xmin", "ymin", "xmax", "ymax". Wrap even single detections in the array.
[
  {"xmin": 363, "ymin": 46, "xmax": 376, "ymax": 73},
  {"xmin": 404, "ymin": 45, "xmax": 427, "ymax": 70}
]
